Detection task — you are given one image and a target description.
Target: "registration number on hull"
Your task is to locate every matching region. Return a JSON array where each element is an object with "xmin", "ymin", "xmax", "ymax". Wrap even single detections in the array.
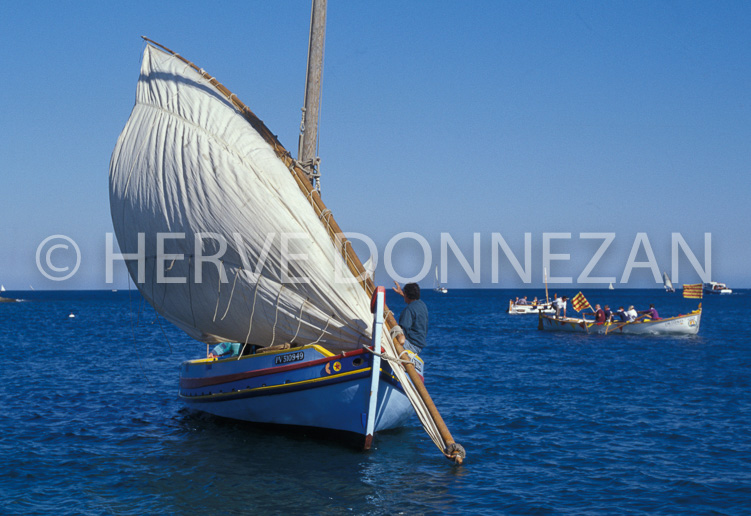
[{"xmin": 274, "ymin": 351, "xmax": 305, "ymax": 365}]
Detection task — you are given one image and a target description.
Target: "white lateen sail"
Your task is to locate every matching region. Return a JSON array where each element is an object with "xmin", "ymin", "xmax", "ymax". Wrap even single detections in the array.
[
  {"xmin": 111, "ymin": 45, "xmax": 374, "ymax": 350},
  {"xmin": 110, "ymin": 41, "xmax": 459, "ymax": 460}
]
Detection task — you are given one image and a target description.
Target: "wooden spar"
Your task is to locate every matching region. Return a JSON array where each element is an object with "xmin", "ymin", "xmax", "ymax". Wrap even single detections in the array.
[
  {"xmin": 392, "ymin": 335, "xmax": 464, "ymax": 463},
  {"xmin": 297, "ymin": 0, "xmax": 327, "ymax": 190},
  {"xmin": 139, "ymin": 37, "xmax": 464, "ymax": 463},
  {"xmin": 544, "ymin": 267, "xmax": 549, "ymax": 304}
]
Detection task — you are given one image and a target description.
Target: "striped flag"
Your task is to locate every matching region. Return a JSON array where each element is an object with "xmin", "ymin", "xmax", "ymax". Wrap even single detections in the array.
[
  {"xmin": 683, "ymin": 283, "xmax": 703, "ymax": 299},
  {"xmin": 571, "ymin": 292, "xmax": 591, "ymax": 312}
]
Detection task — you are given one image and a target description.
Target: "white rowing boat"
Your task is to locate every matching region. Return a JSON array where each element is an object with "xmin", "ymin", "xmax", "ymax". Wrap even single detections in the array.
[
  {"xmin": 508, "ymin": 300, "xmax": 554, "ymax": 315},
  {"xmin": 537, "ymin": 306, "xmax": 702, "ymax": 335}
]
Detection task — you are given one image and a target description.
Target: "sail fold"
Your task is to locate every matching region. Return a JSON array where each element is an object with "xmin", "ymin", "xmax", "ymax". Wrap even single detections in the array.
[{"xmin": 110, "ymin": 45, "xmax": 374, "ymax": 349}]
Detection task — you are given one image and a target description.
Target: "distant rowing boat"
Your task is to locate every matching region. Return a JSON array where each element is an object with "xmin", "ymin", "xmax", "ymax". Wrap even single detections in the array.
[
  {"xmin": 537, "ymin": 306, "xmax": 701, "ymax": 335},
  {"xmin": 508, "ymin": 300, "xmax": 554, "ymax": 315}
]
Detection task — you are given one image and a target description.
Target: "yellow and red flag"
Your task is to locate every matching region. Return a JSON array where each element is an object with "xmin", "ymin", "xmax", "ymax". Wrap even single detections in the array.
[
  {"xmin": 572, "ymin": 292, "xmax": 591, "ymax": 312},
  {"xmin": 683, "ymin": 283, "xmax": 703, "ymax": 299}
]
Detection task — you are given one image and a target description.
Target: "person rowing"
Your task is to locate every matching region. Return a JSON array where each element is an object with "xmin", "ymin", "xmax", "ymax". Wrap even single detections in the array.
[{"xmin": 638, "ymin": 304, "xmax": 661, "ymax": 321}]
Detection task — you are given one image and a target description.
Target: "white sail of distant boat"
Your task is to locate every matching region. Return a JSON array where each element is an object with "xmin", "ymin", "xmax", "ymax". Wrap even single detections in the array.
[
  {"xmin": 663, "ymin": 272, "xmax": 675, "ymax": 292},
  {"xmin": 1, "ymin": 285, "xmax": 5, "ymax": 292},
  {"xmin": 608, "ymin": 282, "xmax": 614, "ymax": 290},
  {"xmin": 108, "ymin": 6, "xmax": 463, "ymax": 462},
  {"xmin": 434, "ymin": 266, "xmax": 448, "ymax": 293}
]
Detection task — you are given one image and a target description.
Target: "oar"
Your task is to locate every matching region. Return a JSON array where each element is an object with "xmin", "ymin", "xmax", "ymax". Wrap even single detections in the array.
[
  {"xmin": 608, "ymin": 320, "xmax": 631, "ymax": 333},
  {"xmin": 609, "ymin": 315, "xmax": 645, "ymax": 333}
]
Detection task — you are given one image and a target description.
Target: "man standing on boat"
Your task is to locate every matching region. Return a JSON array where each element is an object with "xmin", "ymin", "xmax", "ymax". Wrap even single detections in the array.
[
  {"xmin": 393, "ymin": 282, "xmax": 429, "ymax": 354},
  {"xmin": 552, "ymin": 295, "xmax": 568, "ymax": 319}
]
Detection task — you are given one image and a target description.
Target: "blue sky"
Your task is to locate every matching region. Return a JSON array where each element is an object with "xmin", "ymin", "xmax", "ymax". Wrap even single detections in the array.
[{"xmin": 1, "ymin": 1, "xmax": 749, "ymax": 290}]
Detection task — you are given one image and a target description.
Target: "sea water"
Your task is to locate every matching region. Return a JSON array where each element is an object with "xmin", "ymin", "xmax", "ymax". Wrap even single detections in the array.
[{"xmin": 1, "ymin": 289, "xmax": 749, "ymax": 514}]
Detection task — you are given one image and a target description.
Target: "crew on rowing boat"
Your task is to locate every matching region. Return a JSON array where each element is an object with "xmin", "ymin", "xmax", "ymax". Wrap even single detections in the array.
[
  {"xmin": 615, "ymin": 306, "xmax": 628, "ymax": 322},
  {"xmin": 552, "ymin": 295, "xmax": 568, "ymax": 318},
  {"xmin": 593, "ymin": 304, "xmax": 606, "ymax": 323},
  {"xmin": 516, "ymin": 296, "xmax": 529, "ymax": 305},
  {"xmin": 603, "ymin": 305, "xmax": 613, "ymax": 322},
  {"xmin": 639, "ymin": 304, "xmax": 661, "ymax": 320}
]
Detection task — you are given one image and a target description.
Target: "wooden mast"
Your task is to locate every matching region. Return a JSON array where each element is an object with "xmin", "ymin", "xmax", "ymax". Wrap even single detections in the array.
[{"xmin": 297, "ymin": 0, "xmax": 327, "ymax": 191}]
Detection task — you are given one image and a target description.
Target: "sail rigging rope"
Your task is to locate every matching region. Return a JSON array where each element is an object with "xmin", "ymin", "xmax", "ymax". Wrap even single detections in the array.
[
  {"xmin": 238, "ymin": 276, "xmax": 262, "ymax": 359},
  {"xmin": 270, "ymin": 285, "xmax": 285, "ymax": 346},
  {"xmin": 310, "ymin": 316, "xmax": 332, "ymax": 345},
  {"xmin": 220, "ymin": 267, "xmax": 242, "ymax": 321},
  {"xmin": 291, "ymin": 298, "xmax": 308, "ymax": 344},
  {"xmin": 361, "ymin": 343, "xmax": 411, "ymax": 366},
  {"xmin": 341, "ymin": 239, "xmax": 351, "ymax": 262},
  {"xmin": 212, "ymin": 261, "xmax": 223, "ymax": 322},
  {"xmin": 186, "ymin": 256, "xmax": 197, "ymax": 327},
  {"xmin": 318, "ymin": 208, "xmax": 332, "ymax": 226}
]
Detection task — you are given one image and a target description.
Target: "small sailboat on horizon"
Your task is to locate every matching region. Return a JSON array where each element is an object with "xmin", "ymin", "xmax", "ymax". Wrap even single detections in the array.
[
  {"xmin": 0, "ymin": 284, "xmax": 17, "ymax": 303},
  {"xmin": 434, "ymin": 266, "xmax": 448, "ymax": 294},
  {"xmin": 663, "ymin": 272, "xmax": 675, "ymax": 292}
]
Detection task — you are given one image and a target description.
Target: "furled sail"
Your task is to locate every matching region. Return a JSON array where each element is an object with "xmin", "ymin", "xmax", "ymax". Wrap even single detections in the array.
[{"xmin": 110, "ymin": 44, "xmax": 373, "ymax": 350}]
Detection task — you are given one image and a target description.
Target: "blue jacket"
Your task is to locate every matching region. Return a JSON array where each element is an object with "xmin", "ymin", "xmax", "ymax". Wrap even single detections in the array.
[{"xmin": 399, "ymin": 299, "xmax": 429, "ymax": 351}]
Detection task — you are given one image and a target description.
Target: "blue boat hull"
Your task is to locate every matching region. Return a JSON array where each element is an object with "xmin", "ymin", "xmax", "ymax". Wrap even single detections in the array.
[{"xmin": 179, "ymin": 345, "xmax": 414, "ymax": 435}]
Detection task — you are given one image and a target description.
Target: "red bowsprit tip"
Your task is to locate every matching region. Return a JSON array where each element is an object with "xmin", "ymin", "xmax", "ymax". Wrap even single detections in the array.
[{"xmin": 370, "ymin": 286, "xmax": 386, "ymax": 313}]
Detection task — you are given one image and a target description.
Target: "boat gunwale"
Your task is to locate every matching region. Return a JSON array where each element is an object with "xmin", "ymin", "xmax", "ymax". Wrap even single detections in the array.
[
  {"xmin": 180, "ymin": 346, "xmax": 369, "ymax": 389},
  {"xmin": 179, "ymin": 367, "xmax": 403, "ymax": 402}
]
